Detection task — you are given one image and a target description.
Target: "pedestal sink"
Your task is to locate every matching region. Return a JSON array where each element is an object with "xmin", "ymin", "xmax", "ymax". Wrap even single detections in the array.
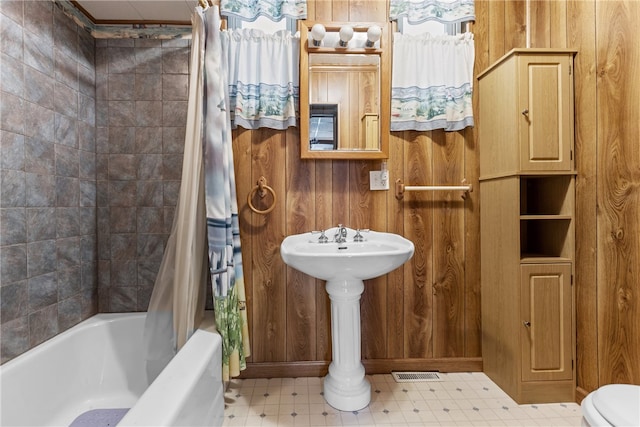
[{"xmin": 280, "ymin": 226, "xmax": 414, "ymax": 411}]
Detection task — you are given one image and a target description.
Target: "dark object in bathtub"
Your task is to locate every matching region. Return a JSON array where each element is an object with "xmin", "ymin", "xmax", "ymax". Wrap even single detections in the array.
[{"xmin": 69, "ymin": 408, "xmax": 129, "ymax": 427}]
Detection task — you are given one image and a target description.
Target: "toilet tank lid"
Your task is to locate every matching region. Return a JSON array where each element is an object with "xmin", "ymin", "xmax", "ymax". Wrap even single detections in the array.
[{"xmin": 593, "ymin": 384, "xmax": 640, "ymax": 427}]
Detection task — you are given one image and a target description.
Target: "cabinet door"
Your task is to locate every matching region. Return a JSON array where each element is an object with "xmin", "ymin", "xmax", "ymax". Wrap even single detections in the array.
[
  {"xmin": 518, "ymin": 55, "xmax": 573, "ymax": 171},
  {"xmin": 520, "ymin": 263, "xmax": 573, "ymax": 382}
]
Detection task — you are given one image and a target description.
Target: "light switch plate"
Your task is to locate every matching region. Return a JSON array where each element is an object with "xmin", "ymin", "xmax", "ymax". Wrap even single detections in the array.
[{"xmin": 370, "ymin": 171, "xmax": 389, "ymax": 190}]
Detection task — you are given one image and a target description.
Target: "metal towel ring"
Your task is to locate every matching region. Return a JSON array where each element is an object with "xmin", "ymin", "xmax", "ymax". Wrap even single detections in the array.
[{"xmin": 247, "ymin": 176, "xmax": 276, "ymax": 214}]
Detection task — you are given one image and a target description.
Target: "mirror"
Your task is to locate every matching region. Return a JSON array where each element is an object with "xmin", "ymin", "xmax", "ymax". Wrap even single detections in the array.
[{"xmin": 300, "ymin": 22, "xmax": 390, "ymax": 159}]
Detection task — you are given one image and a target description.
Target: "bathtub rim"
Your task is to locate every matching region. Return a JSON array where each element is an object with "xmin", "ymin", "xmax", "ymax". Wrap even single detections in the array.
[
  {"xmin": 0, "ymin": 312, "xmax": 145, "ymax": 371},
  {"xmin": 1, "ymin": 311, "xmax": 223, "ymax": 427}
]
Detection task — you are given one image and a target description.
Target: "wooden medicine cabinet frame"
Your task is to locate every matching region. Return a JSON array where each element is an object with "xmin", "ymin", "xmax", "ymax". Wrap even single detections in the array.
[{"xmin": 299, "ymin": 21, "xmax": 391, "ymax": 159}]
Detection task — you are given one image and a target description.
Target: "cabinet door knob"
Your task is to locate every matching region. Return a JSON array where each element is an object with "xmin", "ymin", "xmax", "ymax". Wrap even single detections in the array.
[
  {"xmin": 521, "ymin": 109, "xmax": 529, "ymax": 116},
  {"xmin": 523, "ymin": 321, "xmax": 531, "ymax": 327}
]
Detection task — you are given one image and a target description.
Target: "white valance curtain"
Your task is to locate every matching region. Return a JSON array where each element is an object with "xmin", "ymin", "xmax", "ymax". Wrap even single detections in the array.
[
  {"xmin": 220, "ymin": 0, "xmax": 307, "ymax": 21},
  {"xmin": 389, "ymin": 0, "xmax": 475, "ymax": 132},
  {"xmin": 389, "ymin": 0, "xmax": 475, "ymax": 24},
  {"xmin": 391, "ymin": 32, "xmax": 475, "ymax": 132},
  {"xmin": 221, "ymin": 29, "xmax": 300, "ymax": 130}
]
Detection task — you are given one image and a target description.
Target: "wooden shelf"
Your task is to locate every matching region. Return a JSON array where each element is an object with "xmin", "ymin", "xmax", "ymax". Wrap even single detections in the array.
[
  {"xmin": 520, "ymin": 215, "xmax": 572, "ymax": 220},
  {"xmin": 521, "ymin": 255, "xmax": 573, "ymax": 264}
]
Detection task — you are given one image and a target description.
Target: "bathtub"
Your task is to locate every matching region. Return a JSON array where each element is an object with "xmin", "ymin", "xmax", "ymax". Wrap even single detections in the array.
[{"xmin": 0, "ymin": 312, "xmax": 224, "ymax": 427}]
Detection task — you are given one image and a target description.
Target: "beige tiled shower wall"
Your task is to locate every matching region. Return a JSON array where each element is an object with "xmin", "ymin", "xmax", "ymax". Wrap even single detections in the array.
[
  {"xmin": 94, "ymin": 37, "xmax": 190, "ymax": 313},
  {"xmin": 0, "ymin": 1, "xmax": 97, "ymax": 363}
]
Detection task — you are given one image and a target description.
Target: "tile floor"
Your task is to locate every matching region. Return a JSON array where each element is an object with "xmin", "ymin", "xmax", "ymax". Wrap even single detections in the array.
[{"xmin": 222, "ymin": 372, "xmax": 583, "ymax": 426}]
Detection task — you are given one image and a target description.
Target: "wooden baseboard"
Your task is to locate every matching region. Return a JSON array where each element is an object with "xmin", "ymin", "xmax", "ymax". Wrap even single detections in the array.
[
  {"xmin": 239, "ymin": 358, "xmax": 483, "ymax": 379},
  {"xmin": 575, "ymin": 386, "xmax": 589, "ymax": 404},
  {"xmin": 239, "ymin": 361, "xmax": 329, "ymax": 379}
]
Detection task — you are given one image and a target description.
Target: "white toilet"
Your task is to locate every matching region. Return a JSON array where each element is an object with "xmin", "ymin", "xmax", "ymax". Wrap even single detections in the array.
[{"xmin": 581, "ymin": 384, "xmax": 640, "ymax": 426}]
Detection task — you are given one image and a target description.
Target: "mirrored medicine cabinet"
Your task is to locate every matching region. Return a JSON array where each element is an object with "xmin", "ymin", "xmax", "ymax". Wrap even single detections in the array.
[{"xmin": 299, "ymin": 21, "xmax": 391, "ymax": 159}]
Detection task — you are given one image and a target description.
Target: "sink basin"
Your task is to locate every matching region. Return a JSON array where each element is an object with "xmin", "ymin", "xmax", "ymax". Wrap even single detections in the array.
[
  {"xmin": 280, "ymin": 227, "xmax": 414, "ymax": 412},
  {"xmin": 280, "ymin": 227, "xmax": 415, "ymax": 281}
]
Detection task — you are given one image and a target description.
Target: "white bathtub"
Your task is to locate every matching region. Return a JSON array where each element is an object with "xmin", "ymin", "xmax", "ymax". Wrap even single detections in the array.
[{"xmin": 0, "ymin": 312, "xmax": 224, "ymax": 427}]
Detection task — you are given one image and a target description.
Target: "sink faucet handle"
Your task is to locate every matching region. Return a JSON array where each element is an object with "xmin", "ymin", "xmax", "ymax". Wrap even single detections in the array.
[
  {"xmin": 311, "ymin": 230, "xmax": 329, "ymax": 243},
  {"xmin": 353, "ymin": 229, "xmax": 369, "ymax": 242}
]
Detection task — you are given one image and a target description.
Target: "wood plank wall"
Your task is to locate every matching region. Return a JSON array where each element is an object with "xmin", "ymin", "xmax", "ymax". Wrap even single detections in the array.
[{"xmin": 233, "ymin": 0, "xmax": 640, "ymax": 396}]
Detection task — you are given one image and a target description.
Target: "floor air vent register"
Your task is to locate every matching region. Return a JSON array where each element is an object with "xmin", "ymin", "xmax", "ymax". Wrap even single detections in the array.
[{"xmin": 391, "ymin": 372, "xmax": 441, "ymax": 382}]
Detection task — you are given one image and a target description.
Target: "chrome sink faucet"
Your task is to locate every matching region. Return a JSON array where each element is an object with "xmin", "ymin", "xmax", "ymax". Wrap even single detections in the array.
[{"xmin": 334, "ymin": 224, "xmax": 348, "ymax": 243}]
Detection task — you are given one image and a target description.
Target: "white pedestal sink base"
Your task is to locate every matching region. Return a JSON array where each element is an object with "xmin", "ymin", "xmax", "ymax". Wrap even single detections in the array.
[
  {"xmin": 323, "ymin": 279, "xmax": 371, "ymax": 412},
  {"xmin": 324, "ymin": 370, "xmax": 371, "ymax": 412}
]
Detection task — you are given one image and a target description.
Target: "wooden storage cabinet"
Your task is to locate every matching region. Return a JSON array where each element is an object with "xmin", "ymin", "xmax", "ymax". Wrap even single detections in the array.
[
  {"xmin": 520, "ymin": 263, "xmax": 573, "ymax": 383},
  {"xmin": 479, "ymin": 49, "xmax": 576, "ymax": 178},
  {"xmin": 479, "ymin": 49, "xmax": 577, "ymax": 404}
]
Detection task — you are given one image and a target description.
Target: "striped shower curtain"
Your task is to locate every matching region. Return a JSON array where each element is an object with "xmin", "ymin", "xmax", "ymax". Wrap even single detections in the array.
[{"xmin": 202, "ymin": 5, "xmax": 250, "ymax": 381}]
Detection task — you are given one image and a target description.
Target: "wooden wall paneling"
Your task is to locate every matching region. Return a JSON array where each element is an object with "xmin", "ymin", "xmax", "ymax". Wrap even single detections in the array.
[
  {"xmin": 358, "ymin": 159, "xmax": 389, "ymax": 359},
  {"xmin": 529, "ymin": 0, "xmax": 551, "ymax": 48},
  {"xmin": 529, "ymin": 0, "xmax": 568, "ymax": 49},
  {"xmin": 349, "ymin": 160, "xmax": 375, "ymax": 229},
  {"xmin": 487, "ymin": 0, "xmax": 506, "ymax": 62},
  {"xmin": 403, "ymin": 131, "xmax": 434, "ymax": 358},
  {"xmin": 504, "ymin": 0, "xmax": 527, "ymax": 51},
  {"xmin": 432, "ymin": 131, "xmax": 466, "ymax": 357},
  {"xmin": 306, "ymin": 0, "xmax": 334, "ymax": 20},
  {"xmin": 472, "ymin": 3, "xmax": 490, "ymax": 98},
  {"xmin": 306, "ymin": 0, "xmax": 316, "ymax": 20},
  {"xmin": 233, "ymin": 128, "xmax": 255, "ymax": 352},
  {"xmin": 331, "ymin": 0, "xmax": 349, "ymax": 20},
  {"xmin": 315, "ymin": 161, "xmax": 333, "ymax": 230},
  {"xmin": 462, "ymin": 125, "xmax": 481, "ymax": 358},
  {"xmin": 332, "ymin": 160, "xmax": 350, "ymax": 225},
  {"xmin": 596, "ymin": 0, "xmax": 640, "ymax": 385},
  {"xmin": 285, "ymin": 127, "xmax": 318, "ymax": 361},
  {"xmin": 348, "ymin": 0, "xmax": 386, "ymax": 22},
  {"xmin": 387, "ymin": 133, "xmax": 406, "ymax": 359},
  {"xmin": 360, "ymin": 256, "xmax": 390, "ymax": 360},
  {"xmin": 250, "ymin": 129, "xmax": 287, "ymax": 362},
  {"xmin": 549, "ymin": 1, "xmax": 568, "ymax": 49},
  {"xmin": 315, "ymin": 160, "xmax": 333, "ymax": 360},
  {"xmin": 568, "ymin": 0, "xmax": 599, "ymax": 398}
]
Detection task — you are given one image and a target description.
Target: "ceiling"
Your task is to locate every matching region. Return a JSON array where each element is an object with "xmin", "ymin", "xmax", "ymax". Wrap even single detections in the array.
[{"xmin": 73, "ymin": 0, "xmax": 202, "ymax": 25}]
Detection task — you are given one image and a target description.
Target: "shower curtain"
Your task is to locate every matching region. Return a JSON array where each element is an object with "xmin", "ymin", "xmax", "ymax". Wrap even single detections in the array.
[
  {"xmin": 144, "ymin": 5, "xmax": 249, "ymax": 383},
  {"xmin": 203, "ymin": 6, "xmax": 250, "ymax": 381}
]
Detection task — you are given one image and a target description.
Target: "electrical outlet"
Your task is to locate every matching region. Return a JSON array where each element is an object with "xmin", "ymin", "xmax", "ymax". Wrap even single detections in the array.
[{"xmin": 370, "ymin": 171, "xmax": 389, "ymax": 190}]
